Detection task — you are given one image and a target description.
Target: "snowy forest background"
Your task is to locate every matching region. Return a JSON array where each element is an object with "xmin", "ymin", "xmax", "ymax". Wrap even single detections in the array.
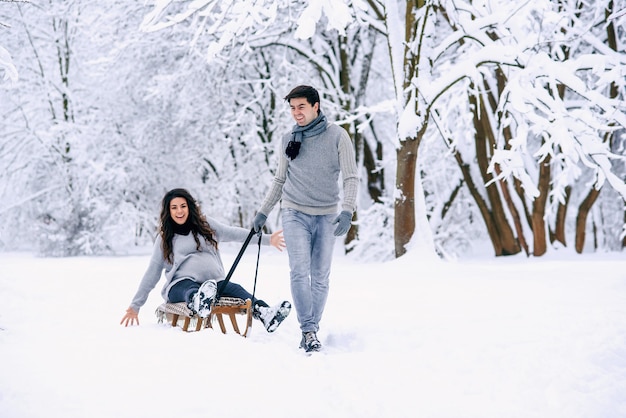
[{"xmin": 0, "ymin": 0, "xmax": 625, "ymax": 260}]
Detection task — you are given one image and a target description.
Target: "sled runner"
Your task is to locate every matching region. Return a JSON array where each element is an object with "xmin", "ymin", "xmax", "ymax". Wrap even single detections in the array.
[
  {"xmin": 155, "ymin": 297, "xmax": 253, "ymax": 336},
  {"xmin": 154, "ymin": 228, "xmax": 261, "ymax": 337}
]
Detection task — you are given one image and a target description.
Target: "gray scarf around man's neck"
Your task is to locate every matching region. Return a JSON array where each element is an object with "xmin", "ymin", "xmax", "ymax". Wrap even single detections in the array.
[{"xmin": 285, "ymin": 112, "xmax": 328, "ymax": 160}]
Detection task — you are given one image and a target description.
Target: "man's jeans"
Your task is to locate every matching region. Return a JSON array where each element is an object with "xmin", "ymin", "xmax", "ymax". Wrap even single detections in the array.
[{"xmin": 281, "ymin": 208, "xmax": 336, "ymax": 333}]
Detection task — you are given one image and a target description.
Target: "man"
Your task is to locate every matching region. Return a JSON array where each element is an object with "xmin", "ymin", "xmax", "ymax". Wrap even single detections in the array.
[{"xmin": 253, "ymin": 85, "xmax": 358, "ymax": 352}]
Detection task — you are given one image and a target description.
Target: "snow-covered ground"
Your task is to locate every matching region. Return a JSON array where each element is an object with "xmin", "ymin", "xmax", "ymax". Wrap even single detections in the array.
[{"xmin": 1, "ymin": 246, "xmax": 625, "ymax": 418}]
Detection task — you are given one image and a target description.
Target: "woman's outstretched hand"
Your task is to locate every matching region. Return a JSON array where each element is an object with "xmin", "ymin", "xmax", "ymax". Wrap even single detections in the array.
[
  {"xmin": 120, "ymin": 307, "xmax": 139, "ymax": 327},
  {"xmin": 270, "ymin": 229, "xmax": 286, "ymax": 252}
]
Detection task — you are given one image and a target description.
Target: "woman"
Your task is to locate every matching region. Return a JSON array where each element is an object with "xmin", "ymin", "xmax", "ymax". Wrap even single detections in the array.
[{"xmin": 120, "ymin": 188, "xmax": 291, "ymax": 333}]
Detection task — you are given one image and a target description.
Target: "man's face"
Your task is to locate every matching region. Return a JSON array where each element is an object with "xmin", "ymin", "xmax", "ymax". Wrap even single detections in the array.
[{"xmin": 289, "ymin": 97, "xmax": 319, "ymax": 126}]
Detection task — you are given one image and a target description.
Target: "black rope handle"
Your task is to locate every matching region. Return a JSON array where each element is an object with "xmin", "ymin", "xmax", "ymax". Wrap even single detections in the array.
[
  {"xmin": 250, "ymin": 231, "xmax": 262, "ymax": 304},
  {"xmin": 215, "ymin": 228, "xmax": 261, "ymax": 300}
]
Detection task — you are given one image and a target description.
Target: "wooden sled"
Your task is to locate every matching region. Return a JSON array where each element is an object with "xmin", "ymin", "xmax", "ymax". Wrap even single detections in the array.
[{"xmin": 155, "ymin": 297, "xmax": 253, "ymax": 337}]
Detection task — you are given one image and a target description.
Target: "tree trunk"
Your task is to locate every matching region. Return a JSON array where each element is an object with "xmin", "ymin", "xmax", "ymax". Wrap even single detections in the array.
[
  {"xmin": 572, "ymin": 5, "xmax": 617, "ymax": 254},
  {"xmin": 492, "ymin": 71, "xmax": 530, "ymax": 256},
  {"xmin": 346, "ymin": 212, "xmax": 358, "ymax": 249},
  {"xmin": 471, "ymin": 90, "xmax": 520, "ymax": 255},
  {"xmin": 436, "ymin": 104, "xmax": 504, "ymax": 255},
  {"xmin": 440, "ymin": 179, "xmax": 463, "ymax": 220},
  {"xmin": 392, "ymin": 0, "xmax": 432, "ymax": 257},
  {"xmin": 575, "ymin": 187, "xmax": 601, "ymax": 253},
  {"xmin": 337, "ymin": 33, "xmax": 359, "ymax": 249},
  {"xmin": 363, "ymin": 136, "xmax": 384, "ymax": 203},
  {"xmin": 452, "ymin": 152, "xmax": 504, "ymax": 256},
  {"xmin": 394, "ymin": 137, "xmax": 419, "ymax": 257},
  {"xmin": 552, "ymin": 186, "xmax": 571, "ymax": 246},
  {"xmin": 494, "ymin": 163, "xmax": 530, "ymax": 256},
  {"xmin": 531, "ymin": 155, "xmax": 551, "ymax": 256}
]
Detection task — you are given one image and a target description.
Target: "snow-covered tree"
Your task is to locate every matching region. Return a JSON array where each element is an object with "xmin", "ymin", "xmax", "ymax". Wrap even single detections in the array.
[
  {"xmin": 351, "ymin": 0, "xmax": 626, "ymax": 257},
  {"xmin": 1, "ymin": 0, "xmax": 624, "ymax": 260},
  {"xmin": 423, "ymin": 0, "xmax": 626, "ymax": 256},
  {"xmin": 0, "ymin": 0, "xmax": 19, "ymax": 85},
  {"xmin": 140, "ymin": 0, "xmax": 394, "ymax": 251}
]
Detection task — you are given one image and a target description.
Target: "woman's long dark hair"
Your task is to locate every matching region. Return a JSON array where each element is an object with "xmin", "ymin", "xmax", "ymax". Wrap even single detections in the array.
[{"xmin": 160, "ymin": 188, "xmax": 218, "ymax": 263}]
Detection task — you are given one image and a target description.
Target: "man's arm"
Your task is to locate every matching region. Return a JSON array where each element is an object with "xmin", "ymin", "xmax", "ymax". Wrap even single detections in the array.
[
  {"xmin": 338, "ymin": 131, "xmax": 359, "ymax": 213},
  {"xmin": 259, "ymin": 151, "xmax": 288, "ymax": 216}
]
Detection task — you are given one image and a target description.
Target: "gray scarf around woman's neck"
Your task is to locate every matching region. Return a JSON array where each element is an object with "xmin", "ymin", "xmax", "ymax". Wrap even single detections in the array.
[{"xmin": 285, "ymin": 112, "xmax": 328, "ymax": 160}]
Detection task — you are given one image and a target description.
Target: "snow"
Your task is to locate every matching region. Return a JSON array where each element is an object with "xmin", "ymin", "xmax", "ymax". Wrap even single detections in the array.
[
  {"xmin": 294, "ymin": 0, "xmax": 352, "ymax": 40},
  {"xmin": 1, "ymin": 246, "xmax": 625, "ymax": 418}
]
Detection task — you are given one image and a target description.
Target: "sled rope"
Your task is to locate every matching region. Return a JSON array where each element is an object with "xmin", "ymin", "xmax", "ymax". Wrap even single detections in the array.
[{"xmin": 215, "ymin": 228, "xmax": 262, "ymax": 302}]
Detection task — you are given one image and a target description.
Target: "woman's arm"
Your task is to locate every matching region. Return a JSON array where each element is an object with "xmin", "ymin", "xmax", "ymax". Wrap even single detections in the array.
[
  {"xmin": 121, "ymin": 236, "xmax": 165, "ymax": 325},
  {"xmin": 120, "ymin": 307, "xmax": 139, "ymax": 327},
  {"xmin": 208, "ymin": 216, "xmax": 272, "ymax": 246}
]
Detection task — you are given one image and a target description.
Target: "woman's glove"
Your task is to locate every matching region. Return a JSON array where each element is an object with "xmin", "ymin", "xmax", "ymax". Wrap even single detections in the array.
[
  {"xmin": 253, "ymin": 213, "xmax": 267, "ymax": 233},
  {"xmin": 332, "ymin": 211, "xmax": 352, "ymax": 236}
]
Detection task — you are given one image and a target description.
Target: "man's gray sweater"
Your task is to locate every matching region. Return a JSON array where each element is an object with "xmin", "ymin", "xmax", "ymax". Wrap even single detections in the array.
[{"xmin": 259, "ymin": 123, "xmax": 358, "ymax": 216}]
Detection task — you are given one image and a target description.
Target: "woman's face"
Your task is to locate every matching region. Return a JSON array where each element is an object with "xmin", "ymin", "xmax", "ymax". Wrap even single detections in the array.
[{"xmin": 169, "ymin": 197, "xmax": 189, "ymax": 225}]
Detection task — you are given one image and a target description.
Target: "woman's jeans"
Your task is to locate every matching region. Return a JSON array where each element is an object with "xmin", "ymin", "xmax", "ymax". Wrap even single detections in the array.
[
  {"xmin": 281, "ymin": 208, "xmax": 336, "ymax": 333},
  {"xmin": 168, "ymin": 279, "xmax": 267, "ymax": 308}
]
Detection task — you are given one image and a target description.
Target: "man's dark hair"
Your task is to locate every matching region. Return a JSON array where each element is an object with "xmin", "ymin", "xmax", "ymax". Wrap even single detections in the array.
[{"xmin": 284, "ymin": 85, "xmax": 320, "ymax": 109}]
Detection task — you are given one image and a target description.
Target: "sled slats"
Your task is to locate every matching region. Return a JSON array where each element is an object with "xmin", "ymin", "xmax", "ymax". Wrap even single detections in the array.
[{"xmin": 156, "ymin": 298, "xmax": 252, "ymax": 337}]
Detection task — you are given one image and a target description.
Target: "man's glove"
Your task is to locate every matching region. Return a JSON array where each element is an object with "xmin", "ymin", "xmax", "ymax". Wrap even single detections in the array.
[
  {"xmin": 252, "ymin": 213, "xmax": 267, "ymax": 233},
  {"xmin": 332, "ymin": 211, "xmax": 352, "ymax": 236}
]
